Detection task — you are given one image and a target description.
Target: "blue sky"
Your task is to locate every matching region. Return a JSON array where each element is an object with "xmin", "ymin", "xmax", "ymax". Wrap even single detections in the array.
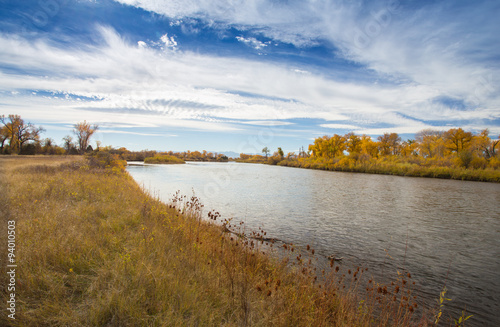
[{"xmin": 0, "ymin": 0, "xmax": 499, "ymax": 154}]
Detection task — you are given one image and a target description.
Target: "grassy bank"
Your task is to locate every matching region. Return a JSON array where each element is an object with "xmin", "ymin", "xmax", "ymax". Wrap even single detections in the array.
[
  {"xmin": 144, "ymin": 154, "xmax": 186, "ymax": 164},
  {"xmin": 1, "ymin": 156, "xmax": 442, "ymax": 326},
  {"xmin": 236, "ymin": 157, "xmax": 500, "ymax": 183}
]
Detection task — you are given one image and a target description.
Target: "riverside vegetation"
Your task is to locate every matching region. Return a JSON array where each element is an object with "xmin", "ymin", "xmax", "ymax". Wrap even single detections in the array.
[
  {"xmin": 2, "ymin": 114, "xmax": 497, "ymax": 181},
  {"xmin": 0, "ymin": 154, "xmax": 472, "ymax": 326},
  {"xmin": 144, "ymin": 154, "xmax": 186, "ymax": 165},
  {"xmin": 237, "ymin": 129, "xmax": 500, "ymax": 182}
]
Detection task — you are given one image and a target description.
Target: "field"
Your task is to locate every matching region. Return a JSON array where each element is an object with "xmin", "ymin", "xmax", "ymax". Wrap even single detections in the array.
[{"xmin": 0, "ymin": 156, "xmax": 445, "ymax": 326}]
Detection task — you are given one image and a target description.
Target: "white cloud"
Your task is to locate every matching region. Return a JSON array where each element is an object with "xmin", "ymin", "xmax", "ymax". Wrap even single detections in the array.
[
  {"xmin": 160, "ymin": 33, "xmax": 178, "ymax": 50},
  {"xmin": 356, "ymin": 125, "xmax": 452, "ymax": 136},
  {"xmin": 239, "ymin": 120, "xmax": 293, "ymax": 126},
  {"xmin": 0, "ymin": 24, "xmax": 498, "ymax": 137},
  {"xmin": 111, "ymin": 0, "xmax": 500, "ymax": 113},
  {"xmin": 236, "ymin": 36, "xmax": 268, "ymax": 50},
  {"xmin": 320, "ymin": 123, "xmax": 360, "ymax": 130},
  {"xmin": 293, "ymin": 69, "xmax": 310, "ymax": 75},
  {"xmin": 101, "ymin": 130, "xmax": 178, "ymax": 137}
]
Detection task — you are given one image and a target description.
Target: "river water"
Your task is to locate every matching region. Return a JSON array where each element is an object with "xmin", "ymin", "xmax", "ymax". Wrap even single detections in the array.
[{"xmin": 127, "ymin": 162, "xmax": 500, "ymax": 326}]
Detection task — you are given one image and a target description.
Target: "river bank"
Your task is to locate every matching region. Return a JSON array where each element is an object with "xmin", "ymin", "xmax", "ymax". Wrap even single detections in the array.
[
  {"xmin": 1, "ymin": 155, "xmax": 440, "ymax": 326},
  {"xmin": 236, "ymin": 157, "xmax": 500, "ymax": 183}
]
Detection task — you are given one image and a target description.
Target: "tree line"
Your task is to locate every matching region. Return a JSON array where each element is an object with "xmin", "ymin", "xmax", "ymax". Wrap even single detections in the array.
[
  {"xmin": 0, "ymin": 114, "xmax": 98, "ymax": 155},
  {"xmin": 305, "ymin": 129, "xmax": 499, "ymax": 169},
  {"xmin": 3, "ymin": 114, "xmax": 499, "ymax": 172},
  {"xmin": 237, "ymin": 129, "xmax": 500, "ymax": 174},
  {"xmin": 108, "ymin": 148, "xmax": 229, "ymax": 162},
  {"xmin": 0, "ymin": 114, "xmax": 228, "ymax": 162}
]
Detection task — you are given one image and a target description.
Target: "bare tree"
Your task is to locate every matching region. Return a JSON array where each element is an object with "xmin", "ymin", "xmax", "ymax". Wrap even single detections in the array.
[
  {"xmin": 62, "ymin": 135, "xmax": 74, "ymax": 154},
  {"xmin": 73, "ymin": 121, "xmax": 98, "ymax": 154}
]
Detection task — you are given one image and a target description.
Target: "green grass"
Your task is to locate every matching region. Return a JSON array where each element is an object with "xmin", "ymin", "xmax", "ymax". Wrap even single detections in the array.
[{"xmin": 0, "ymin": 156, "xmax": 448, "ymax": 326}]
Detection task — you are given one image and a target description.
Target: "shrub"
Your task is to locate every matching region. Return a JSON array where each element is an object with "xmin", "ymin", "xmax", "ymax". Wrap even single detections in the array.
[
  {"xmin": 470, "ymin": 156, "xmax": 487, "ymax": 169},
  {"xmin": 456, "ymin": 151, "xmax": 473, "ymax": 168},
  {"xmin": 86, "ymin": 151, "xmax": 127, "ymax": 171},
  {"xmin": 144, "ymin": 154, "xmax": 185, "ymax": 164},
  {"xmin": 267, "ymin": 156, "xmax": 282, "ymax": 165},
  {"xmin": 489, "ymin": 157, "xmax": 500, "ymax": 169}
]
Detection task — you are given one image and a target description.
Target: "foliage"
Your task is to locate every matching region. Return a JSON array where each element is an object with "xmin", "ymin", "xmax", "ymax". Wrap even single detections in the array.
[
  {"xmin": 434, "ymin": 286, "xmax": 452, "ymax": 325},
  {"xmin": 112, "ymin": 149, "xmax": 229, "ymax": 162},
  {"xmin": 262, "ymin": 146, "xmax": 270, "ymax": 158},
  {"xmin": 73, "ymin": 121, "xmax": 99, "ymax": 155},
  {"xmin": 144, "ymin": 154, "xmax": 186, "ymax": 164},
  {"xmin": 0, "ymin": 114, "xmax": 45, "ymax": 154},
  {"xmin": 62, "ymin": 135, "xmax": 79, "ymax": 154},
  {"xmin": 454, "ymin": 310, "xmax": 473, "ymax": 326},
  {"xmin": 86, "ymin": 150, "xmax": 127, "ymax": 172},
  {"xmin": 258, "ymin": 128, "xmax": 500, "ymax": 182},
  {"xmin": 433, "ymin": 286, "xmax": 473, "ymax": 326},
  {"xmin": 237, "ymin": 153, "xmax": 266, "ymax": 163},
  {"xmin": 176, "ymin": 150, "xmax": 228, "ymax": 162}
]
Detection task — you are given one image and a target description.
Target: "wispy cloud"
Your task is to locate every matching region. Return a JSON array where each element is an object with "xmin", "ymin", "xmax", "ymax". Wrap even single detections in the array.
[
  {"xmin": 111, "ymin": 0, "xmax": 500, "ymax": 113},
  {"xmin": 236, "ymin": 36, "xmax": 269, "ymax": 50},
  {"xmin": 320, "ymin": 123, "xmax": 360, "ymax": 130},
  {"xmin": 101, "ymin": 130, "xmax": 178, "ymax": 137},
  {"xmin": 1, "ymin": 24, "xmax": 497, "ymax": 137},
  {"xmin": 2, "ymin": 0, "xmax": 499, "ymax": 151},
  {"xmin": 238, "ymin": 120, "xmax": 293, "ymax": 126}
]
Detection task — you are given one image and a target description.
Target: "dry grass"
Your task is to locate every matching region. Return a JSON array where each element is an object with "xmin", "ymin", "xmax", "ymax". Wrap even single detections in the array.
[{"xmin": 0, "ymin": 156, "xmax": 439, "ymax": 326}]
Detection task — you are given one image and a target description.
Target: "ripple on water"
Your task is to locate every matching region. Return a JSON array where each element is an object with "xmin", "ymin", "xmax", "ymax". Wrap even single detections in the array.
[{"xmin": 128, "ymin": 162, "xmax": 500, "ymax": 326}]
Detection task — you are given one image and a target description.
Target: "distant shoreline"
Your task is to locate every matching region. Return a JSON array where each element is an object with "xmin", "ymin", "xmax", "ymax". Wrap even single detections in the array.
[{"xmin": 235, "ymin": 158, "xmax": 500, "ymax": 183}]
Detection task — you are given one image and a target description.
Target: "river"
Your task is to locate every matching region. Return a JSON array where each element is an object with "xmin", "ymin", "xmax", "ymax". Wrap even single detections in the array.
[{"xmin": 127, "ymin": 162, "xmax": 500, "ymax": 326}]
